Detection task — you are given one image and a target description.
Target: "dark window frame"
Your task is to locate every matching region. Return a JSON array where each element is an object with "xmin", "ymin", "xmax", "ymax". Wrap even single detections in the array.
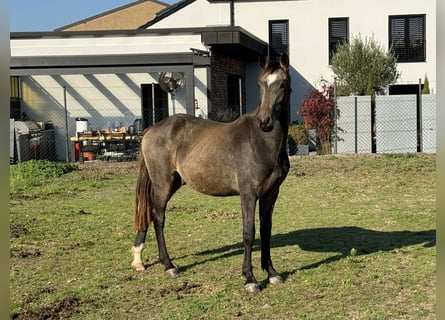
[
  {"xmin": 328, "ymin": 17, "xmax": 349, "ymax": 64},
  {"xmin": 389, "ymin": 14, "xmax": 426, "ymax": 63},
  {"xmin": 268, "ymin": 20, "xmax": 289, "ymax": 61}
]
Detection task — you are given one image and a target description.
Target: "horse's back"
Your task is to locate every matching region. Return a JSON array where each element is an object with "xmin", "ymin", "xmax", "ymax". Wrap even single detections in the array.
[{"xmin": 140, "ymin": 114, "xmax": 244, "ymax": 195}]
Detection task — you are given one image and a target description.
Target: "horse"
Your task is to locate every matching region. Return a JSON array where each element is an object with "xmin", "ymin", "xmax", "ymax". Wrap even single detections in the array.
[{"xmin": 131, "ymin": 53, "xmax": 291, "ymax": 293}]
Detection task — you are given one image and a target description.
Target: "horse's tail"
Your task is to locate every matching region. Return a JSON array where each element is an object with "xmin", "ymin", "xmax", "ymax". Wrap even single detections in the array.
[{"xmin": 133, "ymin": 154, "xmax": 152, "ymax": 230}]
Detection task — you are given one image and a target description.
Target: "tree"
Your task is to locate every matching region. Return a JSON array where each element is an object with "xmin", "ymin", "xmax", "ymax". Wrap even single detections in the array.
[
  {"xmin": 298, "ymin": 85, "xmax": 334, "ymax": 155},
  {"xmin": 422, "ymin": 74, "xmax": 430, "ymax": 94},
  {"xmin": 330, "ymin": 34, "xmax": 400, "ymax": 97}
]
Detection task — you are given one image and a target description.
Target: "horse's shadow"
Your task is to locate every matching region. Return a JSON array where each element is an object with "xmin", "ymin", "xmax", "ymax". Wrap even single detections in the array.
[{"xmin": 175, "ymin": 226, "xmax": 435, "ymax": 278}]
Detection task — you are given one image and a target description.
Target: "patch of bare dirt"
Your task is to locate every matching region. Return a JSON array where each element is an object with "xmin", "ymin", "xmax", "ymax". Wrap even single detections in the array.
[
  {"xmin": 11, "ymin": 294, "xmax": 84, "ymax": 320},
  {"xmin": 159, "ymin": 282, "xmax": 204, "ymax": 299},
  {"xmin": 10, "ymin": 224, "xmax": 29, "ymax": 238},
  {"xmin": 10, "ymin": 250, "xmax": 42, "ymax": 259},
  {"xmin": 64, "ymin": 240, "xmax": 95, "ymax": 251}
]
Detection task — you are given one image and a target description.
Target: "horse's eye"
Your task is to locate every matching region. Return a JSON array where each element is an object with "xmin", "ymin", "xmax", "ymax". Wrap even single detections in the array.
[{"xmin": 280, "ymin": 81, "xmax": 288, "ymax": 88}]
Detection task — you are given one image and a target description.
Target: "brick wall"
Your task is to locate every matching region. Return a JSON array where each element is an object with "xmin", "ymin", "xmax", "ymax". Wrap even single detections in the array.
[{"xmin": 210, "ymin": 52, "xmax": 246, "ymax": 119}]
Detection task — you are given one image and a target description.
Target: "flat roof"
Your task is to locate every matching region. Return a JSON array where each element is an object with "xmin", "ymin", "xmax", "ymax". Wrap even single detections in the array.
[{"xmin": 11, "ymin": 26, "xmax": 267, "ymax": 74}]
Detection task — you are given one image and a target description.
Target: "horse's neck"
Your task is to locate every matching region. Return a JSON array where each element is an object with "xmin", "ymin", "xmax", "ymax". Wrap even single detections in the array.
[
  {"xmin": 249, "ymin": 103, "xmax": 290, "ymax": 148},
  {"xmin": 277, "ymin": 108, "xmax": 290, "ymax": 151}
]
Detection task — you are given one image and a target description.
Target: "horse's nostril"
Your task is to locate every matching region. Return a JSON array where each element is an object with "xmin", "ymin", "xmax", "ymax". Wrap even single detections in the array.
[{"xmin": 260, "ymin": 117, "xmax": 274, "ymax": 131}]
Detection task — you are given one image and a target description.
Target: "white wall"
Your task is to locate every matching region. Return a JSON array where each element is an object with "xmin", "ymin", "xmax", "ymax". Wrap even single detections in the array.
[
  {"xmin": 147, "ymin": 0, "xmax": 436, "ymax": 114},
  {"xmin": 11, "ymin": 33, "xmax": 207, "ymax": 56},
  {"xmin": 194, "ymin": 66, "xmax": 209, "ymax": 117},
  {"xmin": 235, "ymin": 0, "xmax": 436, "ymax": 92}
]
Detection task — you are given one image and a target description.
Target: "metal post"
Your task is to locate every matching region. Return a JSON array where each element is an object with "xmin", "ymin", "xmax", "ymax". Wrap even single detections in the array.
[
  {"xmin": 354, "ymin": 96, "xmax": 358, "ymax": 153},
  {"xmin": 151, "ymin": 83, "xmax": 156, "ymax": 125},
  {"xmin": 418, "ymin": 78, "xmax": 423, "ymax": 152},
  {"xmin": 63, "ymin": 86, "xmax": 70, "ymax": 162},
  {"xmin": 333, "ymin": 77, "xmax": 338, "ymax": 154},
  {"xmin": 239, "ymin": 76, "xmax": 242, "ymax": 117}
]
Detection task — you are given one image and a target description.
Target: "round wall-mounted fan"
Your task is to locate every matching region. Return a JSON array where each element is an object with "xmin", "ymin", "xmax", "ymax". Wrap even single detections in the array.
[{"xmin": 159, "ymin": 72, "xmax": 185, "ymax": 93}]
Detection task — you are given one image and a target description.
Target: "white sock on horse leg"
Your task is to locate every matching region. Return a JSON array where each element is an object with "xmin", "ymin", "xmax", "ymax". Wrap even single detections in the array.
[{"xmin": 131, "ymin": 244, "xmax": 145, "ymax": 270}]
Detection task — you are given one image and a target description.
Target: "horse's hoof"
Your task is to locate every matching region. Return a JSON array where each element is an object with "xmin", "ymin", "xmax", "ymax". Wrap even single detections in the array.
[
  {"xmin": 131, "ymin": 262, "xmax": 146, "ymax": 271},
  {"xmin": 166, "ymin": 268, "xmax": 178, "ymax": 277},
  {"xmin": 269, "ymin": 275, "xmax": 283, "ymax": 285},
  {"xmin": 244, "ymin": 283, "xmax": 261, "ymax": 293}
]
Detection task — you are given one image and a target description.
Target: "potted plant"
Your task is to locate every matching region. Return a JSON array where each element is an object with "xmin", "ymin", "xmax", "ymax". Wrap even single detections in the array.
[{"xmin": 288, "ymin": 123, "xmax": 309, "ymax": 156}]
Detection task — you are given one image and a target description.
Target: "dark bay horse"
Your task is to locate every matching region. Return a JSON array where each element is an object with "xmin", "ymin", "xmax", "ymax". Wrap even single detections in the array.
[{"xmin": 131, "ymin": 53, "xmax": 291, "ymax": 293}]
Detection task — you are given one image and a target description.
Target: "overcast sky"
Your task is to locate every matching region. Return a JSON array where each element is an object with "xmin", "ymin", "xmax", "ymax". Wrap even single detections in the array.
[{"xmin": 10, "ymin": 0, "xmax": 177, "ymax": 32}]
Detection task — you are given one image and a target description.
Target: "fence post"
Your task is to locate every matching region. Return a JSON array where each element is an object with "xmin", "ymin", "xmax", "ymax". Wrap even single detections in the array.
[
  {"xmin": 418, "ymin": 78, "xmax": 423, "ymax": 152},
  {"xmin": 333, "ymin": 77, "xmax": 338, "ymax": 154},
  {"xmin": 63, "ymin": 86, "xmax": 70, "ymax": 162},
  {"xmin": 354, "ymin": 96, "xmax": 358, "ymax": 154}
]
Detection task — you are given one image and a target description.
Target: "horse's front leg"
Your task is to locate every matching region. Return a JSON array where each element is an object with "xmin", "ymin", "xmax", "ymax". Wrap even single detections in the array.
[
  {"xmin": 240, "ymin": 193, "xmax": 260, "ymax": 293},
  {"xmin": 259, "ymin": 188, "xmax": 283, "ymax": 285},
  {"xmin": 131, "ymin": 230, "xmax": 147, "ymax": 270}
]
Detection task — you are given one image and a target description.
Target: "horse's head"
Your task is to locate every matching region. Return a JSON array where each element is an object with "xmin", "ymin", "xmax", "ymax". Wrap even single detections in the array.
[{"xmin": 257, "ymin": 53, "xmax": 290, "ymax": 132}]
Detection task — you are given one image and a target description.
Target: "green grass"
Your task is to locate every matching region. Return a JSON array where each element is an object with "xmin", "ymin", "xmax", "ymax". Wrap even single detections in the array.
[{"xmin": 10, "ymin": 154, "xmax": 436, "ymax": 319}]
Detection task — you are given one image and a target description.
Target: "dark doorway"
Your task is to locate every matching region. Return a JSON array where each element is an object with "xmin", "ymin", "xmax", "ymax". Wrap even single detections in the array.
[
  {"xmin": 227, "ymin": 74, "xmax": 242, "ymax": 116},
  {"xmin": 141, "ymin": 84, "xmax": 168, "ymax": 130}
]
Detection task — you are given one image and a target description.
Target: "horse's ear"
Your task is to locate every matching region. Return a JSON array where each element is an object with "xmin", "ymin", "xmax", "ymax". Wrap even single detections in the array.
[
  {"xmin": 259, "ymin": 55, "xmax": 267, "ymax": 69},
  {"xmin": 280, "ymin": 53, "xmax": 289, "ymax": 70}
]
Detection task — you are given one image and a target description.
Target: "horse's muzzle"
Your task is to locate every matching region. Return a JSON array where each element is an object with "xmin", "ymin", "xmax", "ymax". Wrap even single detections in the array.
[{"xmin": 259, "ymin": 116, "xmax": 274, "ymax": 132}]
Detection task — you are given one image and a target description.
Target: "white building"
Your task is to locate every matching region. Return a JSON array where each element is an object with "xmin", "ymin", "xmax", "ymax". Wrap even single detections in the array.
[{"xmin": 10, "ymin": 0, "xmax": 436, "ymax": 161}]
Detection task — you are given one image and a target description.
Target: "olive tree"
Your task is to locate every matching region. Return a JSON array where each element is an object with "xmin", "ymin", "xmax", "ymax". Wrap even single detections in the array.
[{"xmin": 330, "ymin": 34, "xmax": 400, "ymax": 97}]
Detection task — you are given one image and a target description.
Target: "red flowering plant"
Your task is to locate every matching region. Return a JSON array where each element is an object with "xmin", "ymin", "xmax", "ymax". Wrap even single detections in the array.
[{"xmin": 298, "ymin": 85, "xmax": 335, "ymax": 154}]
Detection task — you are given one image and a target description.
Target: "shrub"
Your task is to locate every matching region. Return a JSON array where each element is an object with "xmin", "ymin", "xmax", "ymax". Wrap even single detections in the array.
[
  {"xmin": 330, "ymin": 34, "xmax": 399, "ymax": 96},
  {"xmin": 288, "ymin": 123, "xmax": 309, "ymax": 145},
  {"xmin": 10, "ymin": 160, "xmax": 78, "ymax": 187},
  {"xmin": 298, "ymin": 86, "xmax": 334, "ymax": 154},
  {"xmin": 422, "ymin": 74, "xmax": 430, "ymax": 94}
]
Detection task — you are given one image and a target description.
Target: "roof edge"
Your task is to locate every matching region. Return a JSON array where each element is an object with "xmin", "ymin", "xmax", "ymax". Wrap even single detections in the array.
[
  {"xmin": 10, "ymin": 25, "xmax": 264, "ymax": 40},
  {"xmin": 138, "ymin": 0, "xmax": 196, "ymax": 29},
  {"xmin": 54, "ymin": 0, "xmax": 171, "ymax": 32}
]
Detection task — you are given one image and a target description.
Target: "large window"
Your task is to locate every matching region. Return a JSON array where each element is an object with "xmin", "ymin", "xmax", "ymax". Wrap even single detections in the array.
[
  {"xmin": 328, "ymin": 17, "xmax": 349, "ymax": 63},
  {"xmin": 389, "ymin": 14, "xmax": 426, "ymax": 62},
  {"xmin": 269, "ymin": 20, "xmax": 289, "ymax": 61}
]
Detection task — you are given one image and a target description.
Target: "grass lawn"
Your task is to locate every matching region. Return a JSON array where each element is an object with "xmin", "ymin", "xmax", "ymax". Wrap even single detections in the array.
[{"xmin": 10, "ymin": 154, "xmax": 436, "ymax": 319}]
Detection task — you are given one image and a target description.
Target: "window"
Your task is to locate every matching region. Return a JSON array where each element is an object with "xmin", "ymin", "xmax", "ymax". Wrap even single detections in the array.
[
  {"xmin": 269, "ymin": 20, "xmax": 289, "ymax": 61},
  {"xmin": 389, "ymin": 14, "xmax": 425, "ymax": 62},
  {"xmin": 329, "ymin": 17, "xmax": 349, "ymax": 63}
]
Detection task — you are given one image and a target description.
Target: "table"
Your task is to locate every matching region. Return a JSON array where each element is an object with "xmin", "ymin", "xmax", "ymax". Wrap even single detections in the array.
[{"xmin": 70, "ymin": 132, "xmax": 142, "ymax": 163}]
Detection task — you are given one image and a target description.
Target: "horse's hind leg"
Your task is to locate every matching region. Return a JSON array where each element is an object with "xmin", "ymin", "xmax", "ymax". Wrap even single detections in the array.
[
  {"xmin": 152, "ymin": 205, "xmax": 177, "ymax": 277},
  {"xmin": 152, "ymin": 174, "xmax": 182, "ymax": 277},
  {"xmin": 131, "ymin": 230, "xmax": 147, "ymax": 270},
  {"xmin": 259, "ymin": 188, "xmax": 283, "ymax": 285}
]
